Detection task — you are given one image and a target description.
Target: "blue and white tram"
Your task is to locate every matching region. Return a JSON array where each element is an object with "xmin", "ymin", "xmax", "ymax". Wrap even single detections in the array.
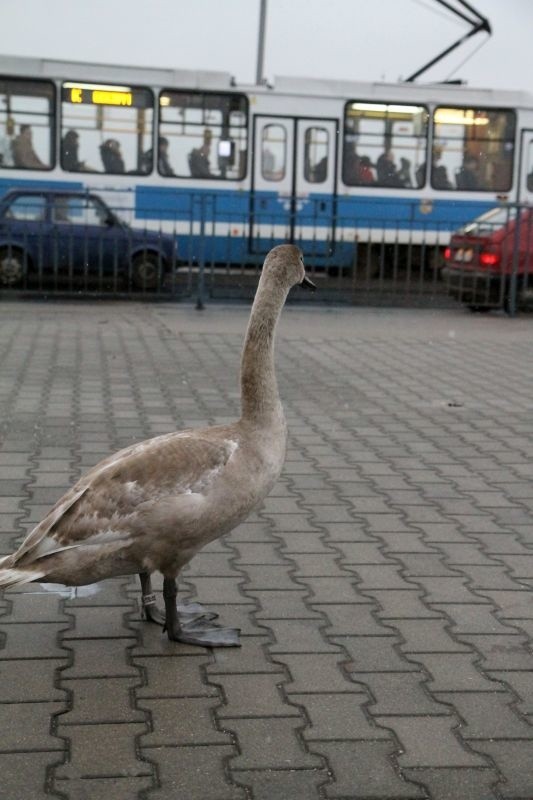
[{"xmin": 1, "ymin": 53, "xmax": 533, "ymax": 267}]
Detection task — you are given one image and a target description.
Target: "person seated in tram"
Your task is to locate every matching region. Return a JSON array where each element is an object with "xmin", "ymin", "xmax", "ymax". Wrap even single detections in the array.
[
  {"xmin": 417, "ymin": 145, "xmax": 452, "ymax": 189},
  {"xmin": 100, "ymin": 138, "xmax": 126, "ymax": 174},
  {"xmin": 189, "ymin": 129, "xmax": 214, "ymax": 178},
  {"xmin": 12, "ymin": 124, "xmax": 47, "ymax": 169},
  {"xmin": 376, "ymin": 148, "xmax": 403, "ymax": 187},
  {"xmin": 0, "ymin": 117, "xmax": 15, "ymax": 168},
  {"xmin": 142, "ymin": 136, "xmax": 176, "ymax": 176},
  {"xmin": 61, "ymin": 129, "xmax": 91, "ymax": 172},
  {"xmin": 456, "ymin": 155, "xmax": 481, "ymax": 190}
]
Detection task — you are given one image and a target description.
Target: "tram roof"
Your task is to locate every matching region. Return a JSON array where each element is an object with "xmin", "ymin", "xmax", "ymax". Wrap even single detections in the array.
[{"xmin": 1, "ymin": 53, "xmax": 533, "ymax": 109}]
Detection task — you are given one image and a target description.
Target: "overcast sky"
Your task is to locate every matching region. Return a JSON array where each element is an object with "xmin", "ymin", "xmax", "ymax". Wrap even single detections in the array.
[{"xmin": 3, "ymin": 0, "xmax": 533, "ymax": 93}]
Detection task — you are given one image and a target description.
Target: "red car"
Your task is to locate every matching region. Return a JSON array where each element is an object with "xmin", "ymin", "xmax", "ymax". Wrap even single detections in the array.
[{"xmin": 442, "ymin": 206, "xmax": 533, "ymax": 311}]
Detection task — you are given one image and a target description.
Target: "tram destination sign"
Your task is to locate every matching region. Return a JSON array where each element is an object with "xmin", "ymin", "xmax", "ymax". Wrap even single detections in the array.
[{"xmin": 62, "ymin": 82, "xmax": 152, "ymax": 108}]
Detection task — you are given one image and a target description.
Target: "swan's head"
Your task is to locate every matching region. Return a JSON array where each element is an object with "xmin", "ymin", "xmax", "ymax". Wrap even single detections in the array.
[{"xmin": 263, "ymin": 244, "xmax": 316, "ymax": 292}]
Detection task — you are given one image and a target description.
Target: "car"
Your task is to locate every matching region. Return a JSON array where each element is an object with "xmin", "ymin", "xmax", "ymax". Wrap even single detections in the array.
[
  {"xmin": 441, "ymin": 206, "xmax": 533, "ymax": 311},
  {"xmin": 0, "ymin": 188, "xmax": 178, "ymax": 289}
]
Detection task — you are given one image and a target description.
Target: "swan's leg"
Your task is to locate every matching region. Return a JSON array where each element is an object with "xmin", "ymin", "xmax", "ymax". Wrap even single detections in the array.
[
  {"xmin": 139, "ymin": 572, "xmax": 166, "ymax": 625},
  {"xmin": 163, "ymin": 577, "xmax": 240, "ymax": 647}
]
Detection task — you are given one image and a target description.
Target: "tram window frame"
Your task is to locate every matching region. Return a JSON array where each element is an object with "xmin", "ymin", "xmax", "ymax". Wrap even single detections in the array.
[
  {"xmin": 304, "ymin": 126, "xmax": 329, "ymax": 184},
  {"xmin": 433, "ymin": 106, "xmax": 516, "ymax": 193},
  {"xmin": 158, "ymin": 89, "xmax": 249, "ymax": 181},
  {"xmin": 342, "ymin": 100, "xmax": 429, "ymax": 190},
  {"xmin": 0, "ymin": 77, "xmax": 55, "ymax": 171},
  {"xmin": 261, "ymin": 123, "xmax": 287, "ymax": 182},
  {"xmin": 60, "ymin": 81, "xmax": 155, "ymax": 176}
]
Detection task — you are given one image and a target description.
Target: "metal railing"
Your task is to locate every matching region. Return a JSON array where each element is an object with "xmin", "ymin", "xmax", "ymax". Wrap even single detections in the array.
[{"xmin": 1, "ymin": 192, "xmax": 531, "ymax": 313}]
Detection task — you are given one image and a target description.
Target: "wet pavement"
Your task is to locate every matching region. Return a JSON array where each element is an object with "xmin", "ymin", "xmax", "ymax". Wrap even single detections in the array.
[{"xmin": 1, "ymin": 298, "xmax": 533, "ymax": 799}]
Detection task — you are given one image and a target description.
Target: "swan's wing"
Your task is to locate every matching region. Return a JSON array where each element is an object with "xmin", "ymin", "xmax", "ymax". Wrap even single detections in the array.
[{"xmin": 13, "ymin": 433, "xmax": 237, "ymax": 564}]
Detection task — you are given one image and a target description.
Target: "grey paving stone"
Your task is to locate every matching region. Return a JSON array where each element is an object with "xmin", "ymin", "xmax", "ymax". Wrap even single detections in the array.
[
  {"xmin": 0, "ymin": 658, "xmax": 66, "ymax": 702},
  {"xmin": 377, "ymin": 715, "xmax": 488, "ymax": 768},
  {"xmin": 228, "ymin": 717, "xmax": 323, "ymax": 769},
  {"xmin": 408, "ymin": 653, "xmax": 499, "ymax": 692},
  {"xmin": 319, "ymin": 741, "xmax": 426, "ymax": 798},
  {"xmin": 300, "ymin": 692, "xmax": 391, "ymax": 741},
  {"xmin": 251, "ymin": 589, "xmax": 324, "ymax": 619},
  {"xmin": 55, "ymin": 722, "xmax": 151, "ymax": 779},
  {"xmin": 402, "ymin": 767, "xmax": 500, "ymax": 800},
  {"xmin": 341, "ymin": 636, "xmax": 419, "ymax": 673},
  {"xmin": 0, "ymin": 752, "xmax": 59, "ymax": 799},
  {"xmin": 216, "ymin": 673, "xmax": 300, "ymax": 718},
  {"xmin": 457, "ymin": 633, "xmax": 533, "ymax": 670},
  {"xmin": 62, "ymin": 677, "xmax": 144, "ymax": 724},
  {"xmin": 490, "ymin": 670, "xmax": 533, "ymax": 714},
  {"xmin": 0, "ymin": 701, "xmax": 64, "ymax": 751},
  {"xmin": 0, "ymin": 622, "xmax": 69, "ymax": 658},
  {"xmin": 62, "ymin": 606, "xmax": 133, "ymax": 638},
  {"xmin": 394, "ymin": 618, "xmax": 472, "ymax": 653},
  {"xmin": 206, "ymin": 636, "xmax": 283, "ymax": 675},
  {"xmin": 234, "ymin": 769, "xmax": 326, "ymax": 800},
  {"xmin": 364, "ymin": 672, "xmax": 451, "ymax": 716},
  {"xmin": 61, "ymin": 639, "xmax": 138, "ymax": 678},
  {"xmin": 54, "ymin": 777, "xmax": 155, "ymax": 800},
  {"xmin": 141, "ymin": 697, "xmax": 229, "ymax": 746},
  {"xmin": 435, "ymin": 691, "xmax": 533, "ymax": 739},
  {"xmin": 147, "ymin": 745, "xmax": 245, "ymax": 799},
  {"xmin": 283, "ymin": 653, "xmax": 356, "ymax": 694},
  {"xmin": 267, "ymin": 618, "xmax": 341, "ymax": 653},
  {"xmin": 315, "ymin": 603, "xmax": 394, "ymax": 636},
  {"xmin": 366, "ymin": 589, "xmax": 443, "ymax": 619},
  {"xmin": 479, "ymin": 741, "xmax": 533, "ymax": 798}
]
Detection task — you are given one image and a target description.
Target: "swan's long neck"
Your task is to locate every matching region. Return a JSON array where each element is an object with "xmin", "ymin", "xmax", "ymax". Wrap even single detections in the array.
[{"xmin": 240, "ymin": 274, "xmax": 288, "ymax": 426}]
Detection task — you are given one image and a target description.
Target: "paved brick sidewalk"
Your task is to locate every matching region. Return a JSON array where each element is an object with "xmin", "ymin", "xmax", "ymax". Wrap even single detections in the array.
[{"xmin": 1, "ymin": 299, "xmax": 533, "ymax": 799}]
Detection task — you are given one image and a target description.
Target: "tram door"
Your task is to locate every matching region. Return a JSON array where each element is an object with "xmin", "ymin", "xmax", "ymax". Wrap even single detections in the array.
[
  {"xmin": 519, "ymin": 129, "xmax": 533, "ymax": 203},
  {"xmin": 250, "ymin": 115, "xmax": 338, "ymax": 257}
]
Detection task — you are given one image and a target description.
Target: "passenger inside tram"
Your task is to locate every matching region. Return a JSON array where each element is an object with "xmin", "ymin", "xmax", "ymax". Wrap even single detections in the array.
[
  {"xmin": 456, "ymin": 155, "xmax": 480, "ymax": 190},
  {"xmin": 376, "ymin": 148, "xmax": 403, "ymax": 187},
  {"xmin": 189, "ymin": 128, "xmax": 214, "ymax": 178},
  {"xmin": 61, "ymin": 129, "xmax": 92, "ymax": 172},
  {"xmin": 12, "ymin": 124, "xmax": 47, "ymax": 169},
  {"xmin": 100, "ymin": 139, "xmax": 126, "ymax": 174},
  {"xmin": 0, "ymin": 116, "xmax": 15, "ymax": 167}
]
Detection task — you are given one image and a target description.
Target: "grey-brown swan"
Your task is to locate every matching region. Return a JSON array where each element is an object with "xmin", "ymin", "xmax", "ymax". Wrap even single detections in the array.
[{"xmin": 0, "ymin": 244, "xmax": 315, "ymax": 646}]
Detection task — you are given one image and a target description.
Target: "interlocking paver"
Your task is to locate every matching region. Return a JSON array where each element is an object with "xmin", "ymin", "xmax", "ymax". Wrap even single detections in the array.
[{"xmin": 5, "ymin": 302, "xmax": 533, "ymax": 798}]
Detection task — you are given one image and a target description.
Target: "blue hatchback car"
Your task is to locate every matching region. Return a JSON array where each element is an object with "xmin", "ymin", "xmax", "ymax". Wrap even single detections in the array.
[{"xmin": 0, "ymin": 188, "xmax": 178, "ymax": 289}]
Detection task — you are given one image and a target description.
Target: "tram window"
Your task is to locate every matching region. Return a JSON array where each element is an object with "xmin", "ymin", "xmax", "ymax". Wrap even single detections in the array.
[
  {"xmin": 60, "ymin": 82, "xmax": 154, "ymax": 175},
  {"xmin": 262, "ymin": 124, "xmax": 286, "ymax": 181},
  {"xmin": 0, "ymin": 78, "xmax": 54, "ymax": 170},
  {"xmin": 527, "ymin": 141, "xmax": 533, "ymax": 193},
  {"xmin": 433, "ymin": 107, "xmax": 515, "ymax": 192},
  {"xmin": 304, "ymin": 127, "xmax": 328, "ymax": 183},
  {"xmin": 158, "ymin": 90, "xmax": 248, "ymax": 180},
  {"xmin": 343, "ymin": 101, "xmax": 428, "ymax": 189}
]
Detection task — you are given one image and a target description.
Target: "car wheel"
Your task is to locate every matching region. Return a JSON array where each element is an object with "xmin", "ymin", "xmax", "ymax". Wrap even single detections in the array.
[
  {"xmin": 0, "ymin": 247, "xmax": 25, "ymax": 287},
  {"xmin": 131, "ymin": 253, "xmax": 161, "ymax": 290}
]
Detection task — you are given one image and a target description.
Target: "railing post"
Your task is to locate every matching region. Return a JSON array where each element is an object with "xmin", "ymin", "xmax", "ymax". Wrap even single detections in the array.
[
  {"xmin": 196, "ymin": 193, "xmax": 206, "ymax": 311},
  {"xmin": 508, "ymin": 203, "xmax": 521, "ymax": 317}
]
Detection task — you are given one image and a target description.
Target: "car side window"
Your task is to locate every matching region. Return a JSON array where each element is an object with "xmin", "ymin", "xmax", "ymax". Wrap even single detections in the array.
[
  {"xmin": 52, "ymin": 196, "xmax": 108, "ymax": 226},
  {"xmin": 6, "ymin": 195, "xmax": 46, "ymax": 220}
]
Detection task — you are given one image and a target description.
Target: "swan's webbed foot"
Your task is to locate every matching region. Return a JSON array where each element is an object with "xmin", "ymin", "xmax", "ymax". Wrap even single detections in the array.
[{"xmin": 163, "ymin": 577, "xmax": 241, "ymax": 648}]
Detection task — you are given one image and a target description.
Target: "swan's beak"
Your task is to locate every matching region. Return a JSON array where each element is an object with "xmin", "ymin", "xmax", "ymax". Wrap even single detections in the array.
[{"xmin": 300, "ymin": 275, "xmax": 316, "ymax": 291}]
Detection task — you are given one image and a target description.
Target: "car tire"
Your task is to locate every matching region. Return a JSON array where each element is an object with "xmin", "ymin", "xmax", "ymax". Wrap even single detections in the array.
[
  {"xmin": 0, "ymin": 247, "xmax": 25, "ymax": 287},
  {"xmin": 131, "ymin": 253, "xmax": 161, "ymax": 290}
]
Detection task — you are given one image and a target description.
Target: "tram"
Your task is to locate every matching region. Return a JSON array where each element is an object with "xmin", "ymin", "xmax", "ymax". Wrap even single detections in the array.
[{"xmin": 1, "ymin": 53, "xmax": 533, "ymax": 267}]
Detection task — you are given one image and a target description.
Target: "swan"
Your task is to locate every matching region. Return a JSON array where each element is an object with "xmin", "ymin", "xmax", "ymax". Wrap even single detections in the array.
[{"xmin": 0, "ymin": 244, "xmax": 315, "ymax": 647}]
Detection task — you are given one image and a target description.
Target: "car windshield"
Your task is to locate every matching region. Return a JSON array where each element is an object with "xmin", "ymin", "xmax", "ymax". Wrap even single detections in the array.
[{"xmin": 458, "ymin": 206, "xmax": 518, "ymax": 236}]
